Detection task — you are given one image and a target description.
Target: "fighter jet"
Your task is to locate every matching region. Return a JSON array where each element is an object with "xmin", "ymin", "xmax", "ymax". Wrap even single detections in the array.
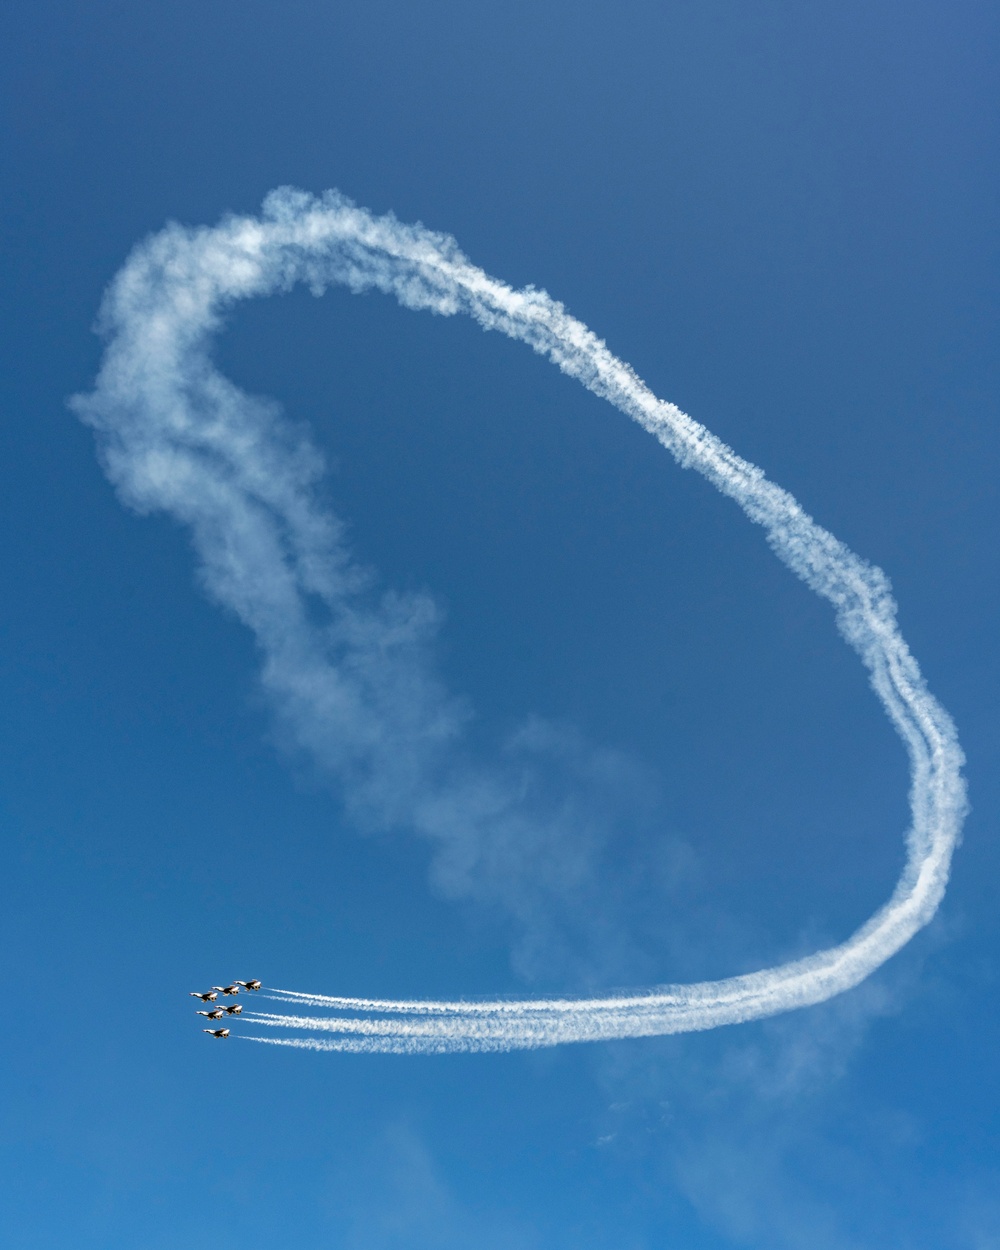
[
  {"xmin": 203, "ymin": 1028, "xmax": 230, "ymax": 1038},
  {"xmin": 196, "ymin": 1008, "xmax": 225, "ymax": 1020},
  {"xmin": 222, "ymin": 1002, "xmax": 243, "ymax": 1016},
  {"xmin": 212, "ymin": 984, "xmax": 241, "ymax": 996},
  {"xmin": 190, "ymin": 990, "xmax": 219, "ymax": 1002},
  {"xmin": 237, "ymin": 980, "xmax": 262, "ymax": 992}
]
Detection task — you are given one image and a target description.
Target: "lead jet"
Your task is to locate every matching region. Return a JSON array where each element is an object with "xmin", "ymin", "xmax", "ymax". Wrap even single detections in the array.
[
  {"xmin": 190, "ymin": 990, "xmax": 218, "ymax": 1002},
  {"xmin": 197, "ymin": 1008, "xmax": 226, "ymax": 1020},
  {"xmin": 222, "ymin": 1003, "xmax": 243, "ymax": 1016},
  {"xmin": 203, "ymin": 1028, "xmax": 230, "ymax": 1039},
  {"xmin": 237, "ymin": 980, "xmax": 262, "ymax": 992},
  {"xmin": 212, "ymin": 984, "xmax": 241, "ymax": 996}
]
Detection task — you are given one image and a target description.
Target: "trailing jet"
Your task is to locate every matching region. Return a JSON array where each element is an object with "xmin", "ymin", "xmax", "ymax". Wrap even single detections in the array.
[
  {"xmin": 212, "ymin": 984, "xmax": 241, "ymax": 996},
  {"xmin": 190, "ymin": 991, "xmax": 218, "ymax": 1002},
  {"xmin": 196, "ymin": 1008, "xmax": 225, "ymax": 1020},
  {"xmin": 222, "ymin": 1003, "xmax": 243, "ymax": 1015},
  {"xmin": 237, "ymin": 980, "xmax": 262, "ymax": 991},
  {"xmin": 203, "ymin": 1028, "xmax": 230, "ymax": 1038}
]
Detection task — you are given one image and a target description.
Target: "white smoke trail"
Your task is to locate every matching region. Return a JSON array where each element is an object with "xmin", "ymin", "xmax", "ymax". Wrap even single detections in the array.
[{"xmin": 74, "ymin": 187, "xmax": 966, "ymax": 1053}]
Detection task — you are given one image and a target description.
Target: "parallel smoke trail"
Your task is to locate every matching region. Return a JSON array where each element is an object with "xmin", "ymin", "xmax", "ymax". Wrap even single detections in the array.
[{"xmin": 75, "ymin": 188, "xmax": 967, "ymax": 1054}]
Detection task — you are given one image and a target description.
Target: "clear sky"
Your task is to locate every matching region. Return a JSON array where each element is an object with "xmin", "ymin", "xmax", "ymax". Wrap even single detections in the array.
[{"xmin": 1, "ymin": 2, "xmax": 997, "ymax": 1248}]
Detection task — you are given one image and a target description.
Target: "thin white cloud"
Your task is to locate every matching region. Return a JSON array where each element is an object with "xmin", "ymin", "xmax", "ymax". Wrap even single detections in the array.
[
  {"xmin": 337, "ymin": 1124, "xmax": 542, "ymax": 1250},
  {"xmin": 74, "ymin": 187, "xmax": 967, "ymax": 1052}
]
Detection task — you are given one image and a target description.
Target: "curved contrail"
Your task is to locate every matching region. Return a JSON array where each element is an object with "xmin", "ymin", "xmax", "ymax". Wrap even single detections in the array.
[{"xmin": 74, "ymin": 188, "xmax": 966, "ymax": 1053}]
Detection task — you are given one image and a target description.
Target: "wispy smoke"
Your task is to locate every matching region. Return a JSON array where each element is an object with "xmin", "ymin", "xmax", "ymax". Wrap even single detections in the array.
[{"xmin": 74, "ymin": 187, "xmax": 966, "ymax": 1052}]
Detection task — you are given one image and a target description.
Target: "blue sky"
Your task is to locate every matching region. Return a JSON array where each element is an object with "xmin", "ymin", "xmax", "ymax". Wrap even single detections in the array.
[{"xmin": 1, "ymin": 2, "xmax": 997, "ymax": 1247}]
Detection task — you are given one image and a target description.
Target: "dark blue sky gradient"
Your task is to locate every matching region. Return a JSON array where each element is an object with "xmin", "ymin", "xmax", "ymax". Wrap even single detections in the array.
[{"xmin": 1, "ymin": 2, "xmax": 998, "ymax": 1247}]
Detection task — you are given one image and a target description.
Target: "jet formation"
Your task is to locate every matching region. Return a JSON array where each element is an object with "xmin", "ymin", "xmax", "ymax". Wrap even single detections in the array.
[{"xmin": 189, "ymin": 980, "xmax": 261, "ymax": 1038}]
